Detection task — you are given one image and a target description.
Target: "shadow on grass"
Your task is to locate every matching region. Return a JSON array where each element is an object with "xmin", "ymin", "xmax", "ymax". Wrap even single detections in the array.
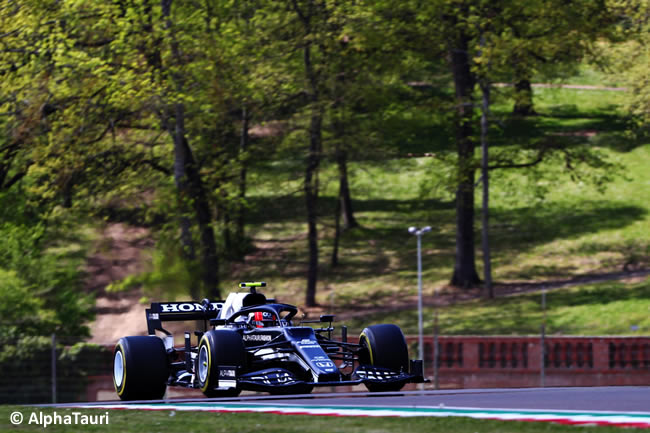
[
  {"xmin": 546, "ymin": 278, "xmax": 650, "ymax": 307},
  {"xmin": 246, "ymin": 195, "xmax": 454, "ymax": 225},
  {"xmin": 333, "ymin": 200, "xmax": 647, "ymax": 283},
  {"xmin": 542, "ymin": 103, "xmax": 624, "ymax": 119},
  {"xmin": 461, "ymin": 278, "xmax": 650, "ymax": 335},
  {"xmin": 242, "ymin": 194, "xmax": 646, "ymax": 290},
  {"xmin": 490, "ymin": 201, "xmax": 647, "ymax": 254},
  {"xmin": 493, "ymin": 110, "xmax": 644, "ymax": 153},
  {"xmin": 349, "ymin": 277, "xmax": 650, "ymax": 335},
  {"xmin": 242, "ymin": 195, "xmax": 458, "ymax": 284}
]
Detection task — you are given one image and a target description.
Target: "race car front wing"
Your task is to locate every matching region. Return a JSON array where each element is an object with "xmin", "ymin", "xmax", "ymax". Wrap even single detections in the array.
[{"xmin": 222, "ymin": 360, "xmax": 426, "ymax": 394}]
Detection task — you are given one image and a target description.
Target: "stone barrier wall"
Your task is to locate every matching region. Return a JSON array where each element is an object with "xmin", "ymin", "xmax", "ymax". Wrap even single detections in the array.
[{"xmin": 405, "ymin": 336, "xmax": 650, "ymax": 388}]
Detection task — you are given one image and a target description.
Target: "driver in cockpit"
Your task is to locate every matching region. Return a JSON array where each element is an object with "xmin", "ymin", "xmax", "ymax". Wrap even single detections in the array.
[{"xmin": 249, "ymin": 311, "xmax": 278, "ymax": 328}]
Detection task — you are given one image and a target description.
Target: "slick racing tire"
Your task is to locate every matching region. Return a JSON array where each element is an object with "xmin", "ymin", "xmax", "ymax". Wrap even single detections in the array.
[
  {"xmin": 113, "ymin": 336, "xmax": 169, "ymax": 401},
  {"xmin": 359, "ymin": 324, "xmax": 409, "ymax": 392},
  {"xmin": 197, "ymin": 329, "xmax": 246, "ymax": 398}
]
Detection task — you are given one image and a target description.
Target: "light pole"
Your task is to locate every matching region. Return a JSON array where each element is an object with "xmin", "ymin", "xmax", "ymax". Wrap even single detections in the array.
[
  {"xmin": 409, "ymin": 225, "xmax": 431, "ymax": 387},
  {"xmin": 541, "ymin": 288, "xmax": 547, "ymax": 387}
]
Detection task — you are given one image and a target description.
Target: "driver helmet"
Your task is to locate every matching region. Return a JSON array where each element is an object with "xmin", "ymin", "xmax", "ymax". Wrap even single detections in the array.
[{"xmin": 251, "ymin": 311, "xmax": 275, "ymax": 328}]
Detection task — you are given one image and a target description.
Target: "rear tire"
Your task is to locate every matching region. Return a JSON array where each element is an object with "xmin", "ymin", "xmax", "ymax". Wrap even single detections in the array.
[
  {"xmin": 113, "ymin": 336, "xmax": 168, "ymax": 401},
  {"xmin": 197, "ymin": 330, "xmax": 246, "ymax": 397},
  {"xmin": 359, "ymin": 324, "xmax": 409, "ymax": 392}
]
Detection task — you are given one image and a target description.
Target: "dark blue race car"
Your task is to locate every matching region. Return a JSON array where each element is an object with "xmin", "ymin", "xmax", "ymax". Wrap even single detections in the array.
[{"xmin": 112, "ymin": 282, "xmax": 425, "ymax": 400}]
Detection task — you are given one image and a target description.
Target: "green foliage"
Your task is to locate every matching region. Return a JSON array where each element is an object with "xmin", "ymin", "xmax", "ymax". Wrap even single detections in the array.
[
  {"xmin": 0, "ymin": 270, "xmax": 50, "ymax": 341},
  {"xmin": 0, "ymin": 223, "xmax": 93, "ymax": 335},
  {"xmin": 0, "ymin": 0, "xmax": 642, "ymax": 305},
  {"xmin": 0, "ymin": 193, "xmax": 93, "ymax": 340},
  {"xmin": 58, "ymin": 342, "xmax": 113, "ymax": 383},
  {"xmin": 106, "ymin": 246, "xmax": 197, "ymax": 301}
]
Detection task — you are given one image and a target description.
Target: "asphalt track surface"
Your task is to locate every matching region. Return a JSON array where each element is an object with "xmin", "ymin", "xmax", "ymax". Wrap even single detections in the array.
[
  {"xmin": 247, "ymin": 387, "xmax": 650, "ymax": 412},
  {"xmin": 53, "ymin": 386, "xmax": 650, "ymax": 412}
]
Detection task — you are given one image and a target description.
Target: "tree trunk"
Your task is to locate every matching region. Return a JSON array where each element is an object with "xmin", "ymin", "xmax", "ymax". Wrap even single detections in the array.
[
  {"xmin": 171, "ymin": 103, "xmax": 200, "ymax": 299},
  {"xmin": 171, "ymin": 104, "xmax": 220, "ymax": 299},
  {"xmin": 449, "ymin": 32, "xmax": 481, "ymax": 289},
  {"xmin": 164, "ymin": 0, "xmax": 220, "ymax": 300},
  {"xmin": 305, "ymin": 108, "xmax": 321, "ymax": 306},
  {"xmin": 480, "ymin": 80, "xmax": 493, "ymax": 298},
  {"xmin": 181, "ymin": 135, "xmax": 220, "ymax": 299},
  {"xmin": 330, "ymin": 144, "xmax": 357, "ymax": 267},
  {"xmin": 304, "ymin": 43, "xmax": 321, "ymax": 307},
  {"xmin": 221, "ymin": 200, "xmax": 232, "ymax": 255},
  {"xmin": 331, "ymin": 86, "xmax": 358, "ymax": 231},
  {"xmin": 289, "ymin": 0, "xmax": 324, "ymax": 306},
  {"xmin": 179, "ymin": 216, "xmax": 196, "ymax": 262},
  {"xmin": 235, "ymin": 105, "xmax": 249, "ymax": 252},
  {"xmin": 160, "ymin": 105, "xmax": 198, "ymax": 285},
  {"xmin": 336, "ymin": 147, "xmax": 358, "ymax": 230},
  {"xmin": 513, "ymin": 78, "xmax": 536, "ymax": 116},
  {"xmin": 330, "ymin": 61, "xmax": 356, "ymax": 267},
  {"xmin": 62, "ymin": 176, "xmax": 73, "ymax": 208},
  {"xmin": 331, "ymin": 182, "xmax": 342, "ymax": 268}
]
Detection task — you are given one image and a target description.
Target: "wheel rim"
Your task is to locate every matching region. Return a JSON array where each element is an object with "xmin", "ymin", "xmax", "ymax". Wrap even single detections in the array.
[
  {"xmin": 198, "ymin": 345, "xmax": 209, "ymax": 383},
  {"xmin": 113, "ymin": 350, "xmax": 124, "ymax": 388},
  {"xmin": 359, "ymin": 334, "xmax": 373, "ymax": 365}
]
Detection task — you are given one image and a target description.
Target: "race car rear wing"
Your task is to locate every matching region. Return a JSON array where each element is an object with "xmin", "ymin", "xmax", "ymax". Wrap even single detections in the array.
[
  {"xmin": 146, "ymin": 282, "xmax": 272, "ymax": 335},
  {"xmin": 146, "ymin": 301, "xmax": 223, "ymax": 335}
]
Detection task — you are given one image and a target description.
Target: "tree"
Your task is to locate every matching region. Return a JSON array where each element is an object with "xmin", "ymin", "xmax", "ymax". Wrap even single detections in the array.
[
  {"xmin": 606, "ymin": 0, "xmax": 650, "ymax": 129},
  {"xmin": 158, "ymin": 0, "xmax": 220, "ymax": 298},
  {"xmin": 507, "ymin": 0, "xmax": 613, "ymax": 116},
  {"xmin": 253, "ymin": 0, "xmax": 383, "ymax": 304},
  {"xmin": 413, "ymin": 0, "xmax": 483, "ymax": 288},
  {"xmin": 283, "ymin": 0, "xmax": 326, "ymax": 307},
  {"xmin": 447, "ymin": 26, "xmax": 483, "ymax": 288},
  {"xmin": 0, "ymin": 0, "xmax": 273, "ymax": 300},
  {"xmin": 399, "ymin": 0, "xmax": 619, "ymax": 289},
  {"xmin": 473, "ymin": 0, "xmax": 619, "ymax": 293}
]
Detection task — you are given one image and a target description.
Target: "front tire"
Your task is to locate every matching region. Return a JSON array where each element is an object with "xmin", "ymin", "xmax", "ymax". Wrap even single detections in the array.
[
  {"xmin": 197, "ymin": 330, "xmax": 246, "ymax": 397},
  {"xmin": 113, "ymin": 336, "xmax": 169, "ymax": 401},
  {"xmin": 359, "ymin": 324, "xmax": 409, "ymax": 392}
]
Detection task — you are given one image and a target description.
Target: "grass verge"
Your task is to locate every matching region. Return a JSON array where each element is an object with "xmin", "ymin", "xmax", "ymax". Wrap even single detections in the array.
[
  {"xmin": 0, "ymin": 406, "xmax": 628, "ymax": 433},
  {"xmin": 343, "ymin": 277, "xmax": 650, "ymax": 336}
]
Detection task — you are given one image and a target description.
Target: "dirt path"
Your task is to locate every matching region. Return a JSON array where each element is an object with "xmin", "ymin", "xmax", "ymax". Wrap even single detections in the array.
[{"xmin": 86, "ymin": 223, "xmax": 153, "ymax": 343}]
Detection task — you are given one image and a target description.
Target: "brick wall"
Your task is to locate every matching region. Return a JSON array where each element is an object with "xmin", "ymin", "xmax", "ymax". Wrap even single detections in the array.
[{"xmin": 406, "ymin": 336, "xmax": 650, "ymax": 388}]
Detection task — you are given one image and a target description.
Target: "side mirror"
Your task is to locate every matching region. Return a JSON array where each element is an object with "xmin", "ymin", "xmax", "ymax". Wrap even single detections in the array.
[
  {"xmin": 320, "ymin": 315, "xmax": 335, "ymax": 323},
  {"xmin": 210, "ymin": 319, "xmax": 226, "ymax": 326}
]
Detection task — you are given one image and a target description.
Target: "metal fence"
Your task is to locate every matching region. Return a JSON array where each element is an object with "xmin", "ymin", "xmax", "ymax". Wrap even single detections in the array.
[{"xmin": 0, "ymin": 334, "xmax": 113, "ymax": 404}]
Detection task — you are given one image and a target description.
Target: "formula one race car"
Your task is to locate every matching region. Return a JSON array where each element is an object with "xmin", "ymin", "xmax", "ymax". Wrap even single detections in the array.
[{"xmin": 112, "ymin": 282, "xmax": 425, "ymax": 400}]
